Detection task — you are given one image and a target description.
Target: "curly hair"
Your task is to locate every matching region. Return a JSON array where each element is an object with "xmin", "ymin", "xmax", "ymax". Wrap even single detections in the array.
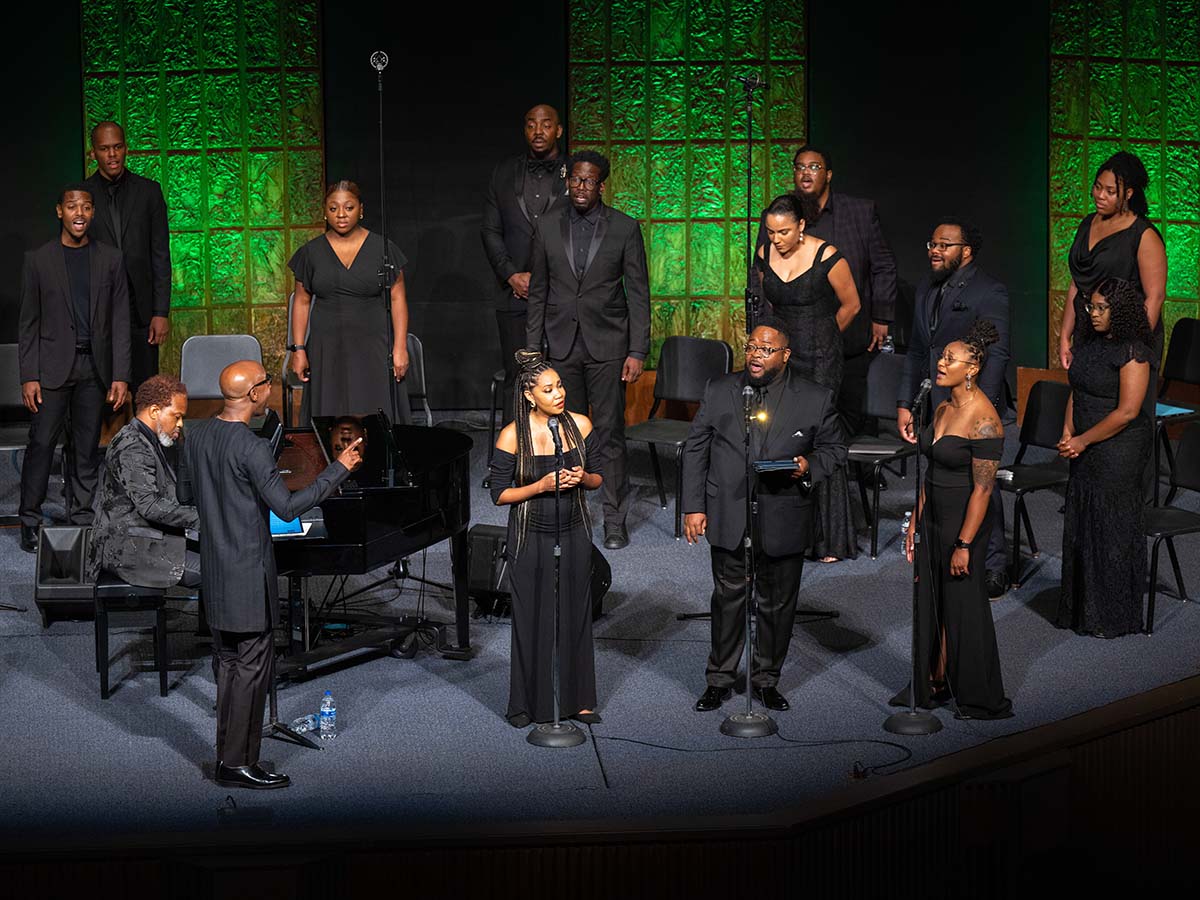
[
  {"xmin": 135, "ymin": 374, "xmax": 187, "ymax": 412},
  {"xmin": 1094, "ymin": 151, "xmax": 1150, "ymax": 216},
  {"xmin": 933, "ymin": 216, "xmax": 984, "ymax": 256},
  {"xmin": 765, "ymin": 192, "xmax": 821, "ymax": 227},
  {"xmin": 567, "ymin": 150, "xmax": 610, "ymax": 184},
  {"xmin": 960, "ymin": 318, "xmax": 1000, "ymax": 368},
  {"xmin": 1084, "ymin": 278, "xmax": 1153, "ymax": 346}
]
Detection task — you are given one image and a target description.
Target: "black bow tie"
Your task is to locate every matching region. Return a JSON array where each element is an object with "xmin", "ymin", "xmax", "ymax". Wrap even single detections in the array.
[{"xmin": 527, "ymin": 158, "xmax": 559, "ymax": 176}]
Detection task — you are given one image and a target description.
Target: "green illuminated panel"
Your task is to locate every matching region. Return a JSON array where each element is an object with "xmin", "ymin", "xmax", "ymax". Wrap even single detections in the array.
[
  {"xmin": 1050, "ymin": 0, "xmax": 1200, "ymax": 365},
  {"xmin": 81, "ymin": 0, "xmax": 324, "ymax": 377}
]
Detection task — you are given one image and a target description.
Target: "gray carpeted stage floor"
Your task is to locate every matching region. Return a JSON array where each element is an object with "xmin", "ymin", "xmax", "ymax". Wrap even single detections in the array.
[{"xmin": 0, "ymin": 422, "xmax": 1197, "ymax": 848}]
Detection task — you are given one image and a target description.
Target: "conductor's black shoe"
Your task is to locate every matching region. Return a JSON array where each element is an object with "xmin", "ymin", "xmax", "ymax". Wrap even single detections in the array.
[
  {"xmin": 19, "ymin": 525, "xmax": 37, "ymax": 554},
  {"xmin": 214, "ymin": 762, "xmax": 291, "ymax": 790},
  {"xmin": 572, "ymin": 711, "xmax": 603, "ymax": 725},
  {"xmin": 603, "ymin": 523, "xmax": 629, "ymax": 550},
  {"xmin": 986, "ymin": 570, "xmax": 1008, "ymax": 599},
  {"xmin": 695, "ymin": 686, "xmax": 732, "ymax": 712},
  {"xmin": 753, "ymin": 686, "xmax": 790, "ymax": 711}
]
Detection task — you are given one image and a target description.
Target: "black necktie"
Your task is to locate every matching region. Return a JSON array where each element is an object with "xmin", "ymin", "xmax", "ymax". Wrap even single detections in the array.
[
  {"xmin": 107, "ymin": 182, "xmax": 123, "ymax": 250},
  {"xmin": 929, "ymin": 283, "xmax": 945, "ymax": 334}
]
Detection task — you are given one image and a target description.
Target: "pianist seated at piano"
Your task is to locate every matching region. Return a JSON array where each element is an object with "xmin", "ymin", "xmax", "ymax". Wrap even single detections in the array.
[
  {"xmin": 90, "ymin": 375, "xmax": 201, "ymax": 589},
  {"xmin": 489, "ymin": 350, "xmax": 603, "ymax": 729}
]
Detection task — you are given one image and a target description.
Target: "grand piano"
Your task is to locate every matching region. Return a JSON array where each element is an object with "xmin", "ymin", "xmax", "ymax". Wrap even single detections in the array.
[{"xmin": 269, "ymin": 413, "xmax": 474, "ymax": 679}]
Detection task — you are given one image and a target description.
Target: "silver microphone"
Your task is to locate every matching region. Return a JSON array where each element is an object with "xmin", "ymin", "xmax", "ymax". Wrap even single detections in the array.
[{"xmin": 370, "ymin": 51, "xmax": 389, "ymax": 72}]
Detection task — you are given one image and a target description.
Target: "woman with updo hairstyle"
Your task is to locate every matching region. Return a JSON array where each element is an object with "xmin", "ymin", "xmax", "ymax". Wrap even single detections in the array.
[
  {"xmin": 287, "ymin": 179, "xmax": 411, "ymax": 424},
  {"xmin": 890, "ymin": 318, "xmax": 1012, "ymax": 720},
  {"xmin": 489, "ymin": 350, "xmax": 603, "ymax": 728},
  {"xmin": 1056, "ymin": 277, "xmax": 1153, "ymax": 638}
]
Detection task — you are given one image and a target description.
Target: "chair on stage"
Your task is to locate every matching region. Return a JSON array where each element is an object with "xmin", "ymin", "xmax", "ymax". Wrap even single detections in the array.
[
  {"xmin": 846, "ymin": 352, "xmax": 918, "ymax": 559},
  {"xmin": 997, "ymin": 380, "xmax": 1071, "ymax": 588},
  {"xmin": 180, "ymin": 334, "xmax": 264, "ymax": 401},
  {"xmin": 1143, "ymin": 422, "xmax": 1200, "ymax": 635},
  {"xmin": 1154, "ymin": 318, "xmax": 1200, "ymax": 506},
  {"xmin": 406, "ymin": 333, "xmax": 433, "ymax": 427},
  {"xmin": 624, "ymin": 336, "xmax": 732, "ymax": 539}
]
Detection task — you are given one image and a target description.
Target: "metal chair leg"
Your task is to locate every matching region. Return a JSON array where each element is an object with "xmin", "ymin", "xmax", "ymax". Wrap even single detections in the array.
[
  {"xmin": 1010, "ymin": 495, "xmax": 1024, "ymax": 587},
  {"xmin": 648, "ymin": 443, "xmax": 667, "ymax": 509},
  {"xmin": 1165, "ymin": 538, "xmax": 1188, "ymax": 601},
  {"xmin": 156, "ymin": 605, "xmax": 168, "ymax": 697},
  {"xmin": 1020, "ymin": 501, "xmax": 1038, "ymax": 556},
  {"xmin": 1147, "ymin": 536, "xmax": 1163, "ymax": 634},
  {"xmin": 674, "ymin": 445, "xmax": 683, "ymax": 540},
  {"xmin": 856, "ymin": 463, "xmax": 872, "ymax": 520},
  {"xmin": 1154, "ymin": 423, "xmax": 1163, "ymax": 506},
  {"xmin": 98, "ymin": 602, "xmax": 110, "ymax": 699},
  {"xmin": 870, "ymin": 462, "xmax": 882, "ymax": 559}
]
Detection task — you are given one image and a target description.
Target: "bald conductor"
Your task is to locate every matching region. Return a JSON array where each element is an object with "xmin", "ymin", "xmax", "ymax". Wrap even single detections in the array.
[{"xmin": 179, "ymin": 360, "xmax": 362, "ymax": 790}]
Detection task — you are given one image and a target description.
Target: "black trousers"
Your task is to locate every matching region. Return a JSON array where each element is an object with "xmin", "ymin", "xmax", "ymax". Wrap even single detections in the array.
[
  {"xmin": 706, "ymin": 543, "xmax": 805, "ymax": 689},
  {"xmin": 212, "ymin": 624, "xmax": 274, "ymax": 768},
  {"xmin": 838, "ymin": 349, "xmax": 874, "ymax": 438},
  {"xmin": 129, "ymin": 321, "xmax": 159, "ymax": 397},
  {"xmin": 552, "ymin": 335, "xmax": 629, "ymax": 528},
  {"xmin": 19, "ymin": 352, "xmax": 106, "ymax": 527},
  {"xmin": 495, "ymin": 308, "xmax": 527, "ymax": 423}
]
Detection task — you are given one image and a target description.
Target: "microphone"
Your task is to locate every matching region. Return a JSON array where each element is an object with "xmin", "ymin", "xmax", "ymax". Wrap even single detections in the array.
[
  {"xmin": 548, "ymin": 415, "xmax": 563, "ymax": 463},
  {"xmin": 732, "ymin": 73, "xmax": 769, "ymax": 89},
  {"xmin": 912, "ymin": 378, "xmax": 933, "ymax": 411},
  {"xmin": 743, "ymin": 384, "xmax": 755, "ymax": 419},
  {"xmin": 369, "ymin": 50, "xmax": 389, "ymax": 72}
]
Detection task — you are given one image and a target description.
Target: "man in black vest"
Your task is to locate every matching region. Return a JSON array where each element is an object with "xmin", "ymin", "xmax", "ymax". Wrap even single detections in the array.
[
  {"xmin": 481, "ymin": 104, "xmax": 568, "ymax": 420},
  {"xmin": 86, "ymin": 121, "xmax": 171, "ymax": 394},
  {"xmin": 17, "ymin": 184, "xmax": 130, "ymax": 551},
  {"xmin": 526, "ymin": 150, "xmax": 650, "ymax": 550},
  {"xmin": 683, "ymin": 318, "xmax": 846, "ymax": 713}
]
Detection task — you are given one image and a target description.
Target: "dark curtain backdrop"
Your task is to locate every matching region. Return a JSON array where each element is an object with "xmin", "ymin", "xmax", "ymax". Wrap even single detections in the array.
[
  {"xmin": 808, "ymin": 2, "xmax": 1050, "ymax": 370},
  {"xmin": 322, "ymin": 2, "xmax": 568, "ymax": 409}
]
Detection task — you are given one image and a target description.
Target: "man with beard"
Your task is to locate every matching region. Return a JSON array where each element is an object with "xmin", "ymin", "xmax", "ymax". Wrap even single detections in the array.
[
  {"xmin": 481, "ymin": 104, "xmax": 568, "ymax": 420},
  {"xmin": 90, "ymin": 375, "xmax": 201, "ymax": 589},
  {"xmin": 682, "ymin": 318, "xmax": 846, "ymax": 713},
  {"xmin": 897, "ymin": 218, "xmax": 1011, "ymax": 597}
]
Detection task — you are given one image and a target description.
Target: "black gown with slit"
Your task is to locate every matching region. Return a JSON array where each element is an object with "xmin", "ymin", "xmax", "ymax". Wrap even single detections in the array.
[
  {"xmin": 489, "ymin": 439, "xmax": 597, "ymax": 724},
  {"xmin": 889, "ymin": 422, "xmax": 1013, "ymax": 719}
]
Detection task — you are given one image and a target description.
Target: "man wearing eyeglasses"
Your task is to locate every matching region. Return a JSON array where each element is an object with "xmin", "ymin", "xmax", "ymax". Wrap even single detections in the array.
[
  {"xmin": 526, "ymin": 149, "xmax": 651, "ymax": 550},
  {"xmin": 897, "ymin": 218, "xmax": 1011, "ymax": 597},
  {"xmin": 682, "ymin": 318, "xmax": 846, "ymax": 713},
  {"xmin": 179, "ymin": 360, "xmax": 363, "ymax": 790}
]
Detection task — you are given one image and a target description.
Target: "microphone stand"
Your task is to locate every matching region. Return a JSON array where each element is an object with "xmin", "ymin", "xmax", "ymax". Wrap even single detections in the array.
[
  {"xmin": 738, "ymin": 73, "xmax": 768, "ymax": 335},
  {"xmin": 528, "ymin": 418, "xmax": 585, "ymax": 747},
  {"xmin": 884, "ymin": 386, "xmax": 942, "ymax": 735},
  {"xmin": 370, "ymin": 51, "xmax": 403, "ymax": 426},
  {"xmin": 721, "ymin": 386, "xmax": 777, "ymax": 738}
]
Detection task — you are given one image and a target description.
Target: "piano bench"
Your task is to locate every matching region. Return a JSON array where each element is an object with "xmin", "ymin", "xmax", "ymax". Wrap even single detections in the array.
[{"xmin": 94, "ymin": 575, "xmax": 169, "ymax": 700}]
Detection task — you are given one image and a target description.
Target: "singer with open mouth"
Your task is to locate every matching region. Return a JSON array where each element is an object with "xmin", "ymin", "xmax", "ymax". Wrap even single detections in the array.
[{"xmin": 489, "ymin": 350, "xmax": 603, "ymax": 729}]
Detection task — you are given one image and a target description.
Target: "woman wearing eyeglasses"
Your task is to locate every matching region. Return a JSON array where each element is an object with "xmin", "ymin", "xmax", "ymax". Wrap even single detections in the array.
[
  {"xmin": 757, "ymin": 192, "xmax": 862, "ymax": 562},
  {"xmin": 1056, "ymin": 278, "xmax": 1153, "ymax": 638}
]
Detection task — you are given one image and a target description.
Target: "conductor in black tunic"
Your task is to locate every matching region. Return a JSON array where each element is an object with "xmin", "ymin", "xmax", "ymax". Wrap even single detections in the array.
[{"xmin": 179, "ymin": 360, "xmax": 362, "ymax": 790}]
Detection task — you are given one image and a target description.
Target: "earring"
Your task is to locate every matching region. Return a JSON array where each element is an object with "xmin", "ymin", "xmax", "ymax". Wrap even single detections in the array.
[
  {"xmin": 798, "ymin": 230, "xmax": 805, "ymax": 244},
  {"xmin": 966, "ymin": 373, "xmax": 973, "ymax": 391}
]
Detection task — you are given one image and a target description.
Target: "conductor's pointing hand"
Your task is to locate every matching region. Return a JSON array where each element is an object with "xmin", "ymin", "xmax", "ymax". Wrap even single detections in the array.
[{"xmin": 337, "ymin": 436, "xmax": 364, "ymax": 472}]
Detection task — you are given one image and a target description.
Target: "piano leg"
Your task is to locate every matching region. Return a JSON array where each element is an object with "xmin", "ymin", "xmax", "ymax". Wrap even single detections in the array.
[{"xmin": 450, "ymin": 528, "xmax": 471, "ymax": 654}]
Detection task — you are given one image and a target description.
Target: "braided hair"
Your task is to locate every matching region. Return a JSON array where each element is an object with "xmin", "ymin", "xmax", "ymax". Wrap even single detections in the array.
[
  {"xmin": 510, "ymin": 350, "xmax": 591, "ymax": 555},
  {"xmin": 1094, "ymin": 151, "xmax": 1150, "ymax": 217},
  {"xmin": 1086, "ymin": 278, "xmax": 1153, "ymax": 346},
  {"xmin": 960, "ymin": 318, "xmax": 1000, "ymax": 369}
]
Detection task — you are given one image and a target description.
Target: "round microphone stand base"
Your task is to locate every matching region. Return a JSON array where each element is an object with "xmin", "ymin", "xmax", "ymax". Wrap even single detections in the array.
[
  {"xmin": 527, "ymin": 721, "xmax": 587, "ymax": 748},
  {"xmin": 720, "ymin": 709, "xmax": 778, "ymax": 738},
  {"xmin": 883, "ymin": 709, "xmax": 943, "ymax": 736}
]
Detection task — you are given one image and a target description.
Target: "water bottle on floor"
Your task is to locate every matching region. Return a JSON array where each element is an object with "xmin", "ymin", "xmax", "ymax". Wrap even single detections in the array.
[
  {"xmin": 319, "ymin": 690, "xmax": 337, "ymax": 740},
  {"xmin": 290, "ymin": 713, "xmax": 317, "ymax": 734}
]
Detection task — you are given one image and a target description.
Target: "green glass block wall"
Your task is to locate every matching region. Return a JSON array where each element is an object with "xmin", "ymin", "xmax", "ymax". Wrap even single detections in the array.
[
  {"xmin": 1049, "ymin": 0, "xmax": 1200, "ymax": 367},
  {"xmin": 569, "ymin": 0, "xmax": 807, "ymax": 367},
  {"xmin": 80, "ymin": 0, "xmax": 325, "ymax": 378}
]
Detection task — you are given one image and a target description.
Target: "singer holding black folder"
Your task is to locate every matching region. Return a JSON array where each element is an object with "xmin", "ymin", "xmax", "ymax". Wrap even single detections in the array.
[{"xmin": 489, "ymin": 351, "xmax": 602, "ymax": 728}]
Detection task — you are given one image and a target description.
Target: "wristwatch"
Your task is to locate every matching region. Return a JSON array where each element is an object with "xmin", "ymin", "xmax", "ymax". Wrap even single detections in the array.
[
  {"xmin": 953, "ymin": 538, "xmax": 972, "ymax": 550},
  {"xmin": 287, "ymin": 344, "xmax": 306, "ymax": 352}
]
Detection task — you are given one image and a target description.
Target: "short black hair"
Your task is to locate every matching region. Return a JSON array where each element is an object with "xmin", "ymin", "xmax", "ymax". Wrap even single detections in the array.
[
  {"xmin": 934, "ymin": 217, "xmax": 983, "ymax": 255},
  {"xmin": 568, "ymin": 150, "xmax": 610, "ymax": 183},
  {"xmin": 134, "ymin": 374, "xmax": 186, "ymax": 413},
  {"xmin": 752, "ymin": 315, "xmax": 790, "ymax": 347},
  {"xmin": 792, "ymin": 144, "xmax": 831, "ymax": 171},
  {"xmin": 89, "ymin": 120, "xmax": 125, "ymax": 145},
  {"xmin": 59, "ymin": 183, "xmax": 93, "ymax": 204}
]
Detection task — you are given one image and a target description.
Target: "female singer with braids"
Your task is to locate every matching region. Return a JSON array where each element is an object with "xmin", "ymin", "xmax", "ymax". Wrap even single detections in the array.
[
  {"xmin": 489, "ymin": 351, "xmax": 603, "ymax": 728},
  {"xmin": 891, "ymin": 319, "xmax": 1013, "ymax": 720}
]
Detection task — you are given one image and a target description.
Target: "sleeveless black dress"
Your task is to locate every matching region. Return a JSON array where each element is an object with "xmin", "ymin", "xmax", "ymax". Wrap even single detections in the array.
[
  {"xmin": 757, "ymin": 241, "xmax": 858, "ymax": 560},
  {"xmin": 1056, "ymin": 336, "xmax": 1153, "ymax": 637},
  {"xmin": 890, "ymin": 421, "xmax": 1012, "ymax": 719}
]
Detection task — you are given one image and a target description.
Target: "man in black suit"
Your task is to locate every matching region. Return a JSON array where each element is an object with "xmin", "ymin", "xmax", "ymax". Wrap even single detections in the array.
[
  {"xmin": 179, "ymin": 361, "xmax": 361, "ymax": 790},
  {"xmin": 897, "ymin": 218, "xmax": 1011, "ymax": 597},
  {"xmin": 683, "ymin": 318, "xmax": 846, "ymax": 713},
  {"xmin": 86, "ymin": 121, "xmax": 171, "ymax": 394},
  {"xmin": 526, "ymin": 150, "xmax": 650, "ymax": 550},
  {"xmin": 17, "ymin": 184, "xmax": 130, "ymax": 551},
  {"xmin": 481, "ymin": 104, "xmax": 568, "ymax": 419}
]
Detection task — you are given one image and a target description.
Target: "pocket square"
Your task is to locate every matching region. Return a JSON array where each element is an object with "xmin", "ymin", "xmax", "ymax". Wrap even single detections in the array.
[{"xmin": 792, "ymin": 429, "xmax": 805, "ymax": 437}]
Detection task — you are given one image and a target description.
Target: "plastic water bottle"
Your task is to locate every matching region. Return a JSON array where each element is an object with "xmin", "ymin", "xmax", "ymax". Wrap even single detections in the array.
[
  {"xmin": 319, "ymin": 690, "xmax": 337, "ymax": 740},
  {"xmin": 880, "ymin": 335, "xmax": 895, "ymax": 354},
  {"xmin": 901, "ymin": 510, "xmax": 912, "ymax": 553},
  {"xmin": 289, "ymin": 713, "xmax": 317, "ymax": 734}
]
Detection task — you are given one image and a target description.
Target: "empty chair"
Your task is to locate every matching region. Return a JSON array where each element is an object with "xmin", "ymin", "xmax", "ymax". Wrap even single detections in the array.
[
  {"xmin": 179, "ymin": 334, "xmax": 264, "ymax": 400},
  {"xmin": 1143, "ymin": 422, "xmax": 1200, "ymax": 634},
  {"xmin": 1154, "ymin": 318, "xmax": 1200, "ymax": 505},
  {"xmin": 406, "ymin": 333, "xmax": 433, "ymax": 427}
]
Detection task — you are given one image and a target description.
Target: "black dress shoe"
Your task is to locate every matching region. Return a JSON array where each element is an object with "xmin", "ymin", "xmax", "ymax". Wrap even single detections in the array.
[
  {"xmin": 694, "ymin": 686, "xmax": 732, "ymax": 712},
  {"xmin": 19, "ymin": 525, "xmax": 37, "ymax": 554},
  {"xmin": 507, "ymin": 712, "xmax": 532, "ymax": 729},
  {"xmin": 602, "ymin": 524, "xmax": 629, "ymax": 550},
  {"xmin": 985, "ymin": 570, "xmax": 1008, "ymax": 599},
  {"xmin": 753, "ymin": 686, "xmax": 790, "ymax": 711},
  {"xmin": 571, "ymin": 711, "xmax": 603, "ymax": 725},
  {"xmin": 214, "ymin": 762, "xmax": 291, "ymax": 790}
]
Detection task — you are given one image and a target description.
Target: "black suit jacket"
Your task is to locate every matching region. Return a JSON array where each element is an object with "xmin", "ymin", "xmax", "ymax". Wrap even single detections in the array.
[
  {"xmin": 525, "ymin": 203, "xmax": 651, "ymax": 362},
  {"xmin": 18, "ymin": 238, "xmax": 131, "ymax": 389},
  {"xmin": 179, "ymin": 418, "xmax": 349, "ymax": 633},
  {"xmin": 758, "ymin": 191, "xmax": 897, "ymax": 357},
  {"xmin": 85, "ymin": 169, "xmax": 171, "ymax": 324},
  {"xmin": 682, "ymin": 370, "xmax": 846, "ymax": 557},
  {"xmin": 898, "ymin": 262, "xmax": 1010, "ymax": 412},
  {"xmin": 481, "ymin": 154, "xmax": 568, "ymax": 313}
]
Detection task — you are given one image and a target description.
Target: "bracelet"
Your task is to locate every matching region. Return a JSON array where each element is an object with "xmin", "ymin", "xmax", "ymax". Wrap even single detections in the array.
[
  {"xmin": 287, "ymin": 344, "xmax": 306, "ymax": 352},
  {"xmin": 953, "ymin": 538, "xmax": 971, "ymax": 550}
]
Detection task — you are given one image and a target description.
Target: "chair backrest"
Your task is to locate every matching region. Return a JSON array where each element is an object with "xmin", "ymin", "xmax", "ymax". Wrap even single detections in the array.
[
  {"xmin": 0, "ymin": 343, "xmax": 25, "ymax": 410},
  {"xmin": 1171, "ymin": 422, "xmax": 1200, "ymax": 494},
  {"xmin": 180, "ymin": 334, "xmax": 264, "ymax": 400},
  {"xmin": 864, "ymin": 351, "xmax": 909, "ymax": 420},
  {"xmin": 1162, "ymin": 318, "xmax": 1200, "ymax": 386},
  {"xmin": 1020, "ymin": 380, "xmax": 1071, "ymax": 451},
  {"xmin": 654, "ymin": 336, "xmax": 733, "ymax": 404},
  {"xmin": 407, "ymin": 333, "xmax": 433, "ymax": 426}
]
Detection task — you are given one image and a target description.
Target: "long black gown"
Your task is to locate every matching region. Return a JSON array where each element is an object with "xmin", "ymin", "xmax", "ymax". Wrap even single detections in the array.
[
  {"xmin": 890, "ymin": 421, "xmax": 1013, "ymax": 719},
  {"xmin": 288, "ymin": 231, "xmax": 411, "ymax": 424},
  {"xmin": 489, "ymin": 440, "xmax": 597, "ymax": 724},
  {"xmin": 757, "ymin": 241, "xmax": 858, "ymax": 560},
  {"xmin": 1056, "ymin": 336, "xmax": 1153, "ymax": 637}
]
